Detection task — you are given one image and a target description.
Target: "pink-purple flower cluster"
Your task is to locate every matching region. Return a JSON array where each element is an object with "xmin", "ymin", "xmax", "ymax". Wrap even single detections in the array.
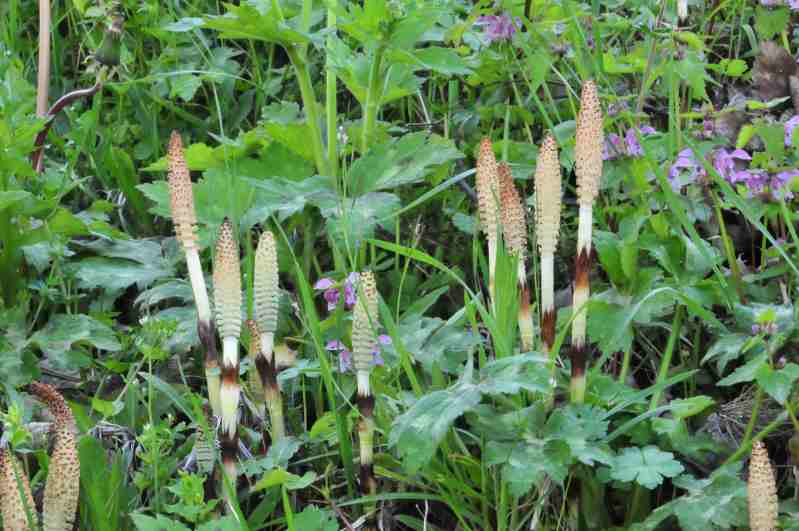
[
  {"xmin": 603, "ymin": 125, "xmax": 657, "ymax": 160},
  {"xmin": 327, "ymin": 335, "xmax": 392, "ymax": 373},
  {"xmin": 759, "ymin": 0, "xmax": 799, "ymax": 10},
  {"xmin": 668, "ymin": 147, "xmax": 798, "ymax": 199},
  {"xmin": 313, "ymin": 272, "xmax": 360, "ymax": 312},
  {"xmin": 475, "ymin": 13, "xmax": 521, "ymax": 43}
]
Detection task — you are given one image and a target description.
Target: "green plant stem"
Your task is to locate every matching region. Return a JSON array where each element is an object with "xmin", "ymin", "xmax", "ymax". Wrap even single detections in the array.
[
  {"xmin": 325, "ymin": 0, "xmax": 338, "ymax": 179},
  {"xmin": 618, "ymin": 342, "xmax": 633, "ymax": 383},
  {"xmin": 739, "ymin": 386, "xmax": 764, "ymax": 452},
  {"xmin": 722, "ymin": 394, "xmax": 793, "ymax": 467},
  {"xmin": 649, "ymin": 305, "xmax": 684, "ymax": 410},
  {"xmin": 710, "ymin": 189, "xmax": 745, "ymax": 302},
  {"xmin": 286, "ymin": 47, "xmax": 330, "ymax": 176},
  {"xmin": 361, "ymin": 44, "xmax": 386, "ymax": 153}
]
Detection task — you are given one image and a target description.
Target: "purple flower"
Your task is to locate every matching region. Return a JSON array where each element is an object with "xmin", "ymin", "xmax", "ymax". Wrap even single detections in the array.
[
  {"xmin": 314, "ymin": 278, "xmax": 335, "ymax": 290},
  {"xmin": 790, "ymin": 0, "xmax": 799, "ymax": 10},
  {"xmin": 378, "ymin": 334, "xmax": 392, "ymax": 345},
  {"xmin": 323, "ymin": 288, "xmax": 340, "ymax": 311},
  {"xmin": 668, "ymin": 148, "xmax": 707, "ymax": 191},
  {"xmin": 603, "ymin": 133, "xmax": 624, "ymax": 160},
  {"xmin": 339, "ymin": 349, "xmax": 353, "ymax": 372},
  {"xmin": 371, "ymin": 350, "xmax": 384, "ymax": 367},
  {"xmin": 625, "ymin": 128, "xmax": 644, "ymax": 157},
  {"xmin": 713, "ymin": 148, "xmax": 751, "ymax": 181},
  {"xmin": 475, "ymin": 13, "xmax": 521, "ymax": 43},
  {"xmin": 785, "ymin": 116, "xmax": 799, "ymax": 146},
  {"xmin": 326, "ymin": 340, "xmax": 345, "ymax": 351},
  {"xmin": 343, "ymin": 272, "xmax": 359, "ymax": 308}
]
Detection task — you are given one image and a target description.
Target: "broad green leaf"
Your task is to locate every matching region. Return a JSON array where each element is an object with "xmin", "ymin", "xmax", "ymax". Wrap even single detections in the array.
[
  {"xmin": 252, "ymin": 468, "xmax": 316, "ymax": 491},
  {"xmin": 756, "ymin": 363, "xmax": 799, "ymax": 404},
  {"xmin": 29, "ymin": 314, "xmax": 121, "ymax": 365},
  {"xmin": 701, "ymin": 333, "xmax": 749, "ymax": 374},
  {"xmin": 610, "ymin": 446, "xmax": 684, "ymax": 489},
  {"xmin": 69, "ymin": 257, "xmax": 172, "ymax": 292},
  {"xmin": 486, "ymin": 438, "xmax": 572, "ymax": 496},
  {"xmin": 668, "ymin": 396, "xmax": 714, "ymax": 419},
  {"xmin": 0, "ymin": 190, "xmax": 31, "ymax": 212},
  {"xmin": 396, "ymin": 47, "xmax": 473, "ymax": 76},
  {"xmin": 319, "ymin": 192, "xmax": 401, "ymax": 247},
  {"xmin": 755, "ymin": 5, "xmax": 790, "ymax": 40},
  {"xmin": 293, "ymin": 506, "xmax": 338, "ymax": 531},
  {"xmin": 717, "ymin": 354, "xmax": 768, "ymax": 386},
  {"xmin": 544, "ymin": 405, "xmax": 613, "ymax": 466},
  {"xmin": 349, "ymin": 132, "xmax": 462, "ymax": 195},
  {"xmin": 478, "ymin": 353, "xmax": 551, "ymax": 395},
  {"xmin": 203, "ymin": 4, "xmax": 312, "ymax": 45},
  {"xmin": 132, "ymin": 514, "xmax": 191, "ymax": 531}
]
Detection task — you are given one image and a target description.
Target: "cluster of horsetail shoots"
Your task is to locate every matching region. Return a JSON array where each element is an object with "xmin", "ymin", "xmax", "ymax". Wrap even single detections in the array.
[
  {"xmin": 29, "ymin": 383, "xmax": 80, "ymax": 531},
  {"xmin": 499, "ymin": 162, "xmax": 533, "ymax": 351},
  {"xmin": 748, "ymin": 441, "xmax": 778, "ymax": 531},
  {"xmin": 570, "ymin": 80, "xmax": 603, "ymax": 403},
  {"xmin": 534, "ymin": 133, "xmax": 562, "ymax": 356},
  {"xmin": 213, "ymin": 219, "xmax": 242, "ymax": 483},
  {"xmin": 254, "ymin": 230, "xmax": 285, "ymax": 442},
  {"xmin": 476, "ymin": 138, "xmax": 501, "ymax": 311},
  {"xmin": 351, "ymin": 271, "xmax": 379, "ymax": 506},
  {"xmin": 0, "ymin": 383, "xmax": 80, "ymax": 531},
  {"xmin": 167, "ymin": 131, "xmax": 221, "ymax": 418},
  {"xmin": 0, "ymin": 449, "xmax": 37, "ymax": 530}
]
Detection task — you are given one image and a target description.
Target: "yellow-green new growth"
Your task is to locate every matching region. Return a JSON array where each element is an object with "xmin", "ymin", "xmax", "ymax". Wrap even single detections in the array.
[
  {"xmin": 748, "ymin": 441, "xmax": 778, "ymax": 531},
  {"xmin": 352, "ymin": 271, "xmax": 379, "ymax": 391},
  {"xmin": 29, "ymin": 382, "xmax": 80, "ymax": 531},
  {"xmin": 214, "ymin": 219, "xmax": 242, "ymax": 342},
  {"xmin": 0, "ymin": 449, "xmax": 37, "ymax": 531},
  {"xmin": 574, "ymin": 80, "xmax": 603, "ymax": 206},
  {"xmin": 167, "ymin": 131, "xmax": 198, "ymax": 251}
]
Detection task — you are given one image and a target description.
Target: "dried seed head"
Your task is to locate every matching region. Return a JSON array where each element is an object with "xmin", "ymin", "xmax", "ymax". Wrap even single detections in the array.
[
  {"xmin": 352, "ymin": 271, "xmax": 379, "ymax": 373},
  {"xmin": 574, "ymin": 81, "xmax": 604, "ymax": 205},
  {"xmin": 29, "ymin": 382, "xmax": 79, "ymax": 531},
  {"xmin": 0, "ymin": 449, "xmax": 37, "ymax": 531},
  {"xmin": 534, "ymin": 133, "xmax": 562, "ymax": 255},
  {"xmin": 167, "ymin": 131, "xmax": 198, "ymax": 250},
  {"xmin": 498, "ymin": 163, "xmax": 527, "ymax": 258},
  {"xmin": 213, "ymin": 219, "xmax": 242, "ymax": 340},
  {"xmin": 748, "ymin": 441, "xmax": 778, "ymax": 531},
  {"xmin": 476, "ymin": 138, "xmax": 501, "ymax": 240},
  {"xmin": 255, "ymin": 231, "xmax": 279, "ymax": 334}
]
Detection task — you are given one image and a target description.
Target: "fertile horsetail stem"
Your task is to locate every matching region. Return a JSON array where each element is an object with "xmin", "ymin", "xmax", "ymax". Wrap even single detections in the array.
[
  {"xmin": 167, "ymin": 131, "xmax": 220, "ymax": 417},
  {"xmin": 748, "ymin": 441, "xmax": 778, "ymax": 531},
  {"xmin": 534, "ymin": 133, "xmax": 562, "ymax": 356},
  {"xmin": 351, "ymin": 271, "xmax": 379, "ymax": 511},
  {"xmin": 476, "ymin": 138, "xmax": 501, "ymax": 311},
  {"xmin": 254, "ymin": 230, "xmax": 285, "ymax": 441},
  {"xmin": 246, "ymin": 319, "xmax": 266, "ymax": 418},
  {"xmin": 499, "ymin": 163, "xmax": 533, "ymax": 351},
  {"xmin": 0, "ymin": 449, "xmax": 37, "ymax": 531},
  {"xmin": 213, "ymin": 219, "xmax": 241, "ymax": 484},
  {"xmin": 571, "ymin": 80, "xmax": 603, "ymax": 403},
  {"xmin": 29, "ymin": 382, "xmax": 80, "ymax": 531}
]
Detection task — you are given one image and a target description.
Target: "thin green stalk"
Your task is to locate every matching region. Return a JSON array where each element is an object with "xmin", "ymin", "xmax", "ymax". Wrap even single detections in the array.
[
  {"xmin": 710, "ymin": 189, "xmax": 745, "ymax": 302},
  {"xmin": 497, "ymin": 477, "xmax": 509, "ymax": 531},
  {"xmin": 326, "ymin": 0, "xmax": 338, "ymax": 179},
  {"xmin": 618, "ymin": 342, "xmax": 633, "ymax": 383},
  {"xmin": 649, "ymin": 306, "xmax": 684, "ymax": 410},
  {"xmin": 286, "ymin": 47, "xmax": 330, "ymax": 176},
  {"xmin": 361, "ymin": 44, "xmax": 386, "ymax": 153},
  {"xmin": 721, "ymin": 390, "xmax": 786, "ymax": 467},
  {"xmin": 739, "ymin": 386, "xmax": 765, "ymax": 452}
]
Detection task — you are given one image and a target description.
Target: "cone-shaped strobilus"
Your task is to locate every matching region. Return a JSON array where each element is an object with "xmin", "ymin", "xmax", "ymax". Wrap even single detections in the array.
[
  {"xmin": 571, "ymin": 80, "xmax": 603, "ymax": 403},
  {"xmin": 748, "ymin": 441, "xmax": 778, "ymax": 531},
  {"xmin": 167, "ymin": 132, "xmax": 221, "ymax": 418},
  {"xmin": 476, "ymin": 138, "xmax": 501, "ymax": 312},
  {"xmin": 534, "ymin": 133, "xmax": 562, "ymax": 360},
  {"xmin": 498, "ymin": 163, "xmax": 534, "ymax": 351},
  {"xmin": 253, "ymin": 230, "xmax": 285, "ymax": 442},
  {"xmin": 351, "ymin": 271, "xmax": 380, "ymax": 517},
  {"xmin": 213, "ymin": 219, "xmax": 242, "ymax": 489}
]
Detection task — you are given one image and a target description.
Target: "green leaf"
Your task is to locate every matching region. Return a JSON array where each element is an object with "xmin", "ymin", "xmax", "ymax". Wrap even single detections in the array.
[
  {"xmin": 349, "ymin": 133, "xmax": 462, "ymax": 195},
  {"xmin": 318, "ymin": 192, "xmax": 401, "ymax": 247},
  {"xmin": 756, "ymin": 363, "xmax": 799, "ymax": 404},
  {"xmin": 170, "ymin": 75, "xmax": 203, "ymax": 102},
  {"xmin": 0, "ymin": 190, "xmax": 32, "ymax": 212},
  {"xmin": 478, "ymin": 353, "xmax": 551, "ymax": 395},
  {"xmin": 69, "ymin": 257, "xmax": 172, "ymax": 292},
  {"xmin": 544, "ymin": 405, "xmax": 613, "ymax": 466},
  {"xmin": 252, "ymin": 468, "xmax": 316, "ymax": 491},
  {"xmin": 717, "ymin": 354, "xmax": 768, "ymax": 386},
  {"xmin": 702, "ymin": 333, "xmax": 749, "ymax": 374},
  {"xmin": 668, "ymin": 396, "xmax": 714, "ymax": 419},
  {"xmin": 755, "ymin": 5, "xmax": 791, "ymax": 40},
  {"xmin": 610, "ymin": 446, "xmax": 684, "ymax": 489},
  {"xmin": 292, "ymin": 506, "xmax": 338, "ymax": 531},
  {"xmin": 389, "ymin": 378, "xmax": 483, "ymax": 473},
  {"xmin": 29, "ymin": 314, "xmax": 121, "ymax": 367},
  {"xmin": 399, "ymin": 47, "xmax": 472, "ymax": 76},
  {"xmin": 132, "ymin": 514, "xmax": 192, "ymax": 531},
  {"xmin": 203, "ymin": 4, "xmax": 312, "ymax": 46},
  {"xmin": 486, "ymin": 438, "xmax": 572, "ymax": 496}
]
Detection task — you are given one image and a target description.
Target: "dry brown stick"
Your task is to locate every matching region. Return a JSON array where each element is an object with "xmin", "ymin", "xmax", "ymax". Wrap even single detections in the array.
[{"xmin": 36, "ymin": 0, "xmax": 51, "ymax": 118}]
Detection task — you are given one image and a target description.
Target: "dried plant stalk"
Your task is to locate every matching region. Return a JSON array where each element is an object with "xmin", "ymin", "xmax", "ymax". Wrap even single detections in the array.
[
  {"xmin": 29, "ymin": 382, "xmax": 80, "ymax": 531},
  {"xmin": 254, "ymin": 230, "xmax": 285, "ymax": 441},
  {"xmin": 499, "ymin": 162, "xmax": 533, "ymax": 351},
  {"xmin": 0, "ymin": 449, "xmax": 37, "ymax": 531},
  {"xmin": 476, "ymin": 138, "xmax": 501, "ymax": 310},
  {"xmin": 534, "ymin": 133, "xmax": 562, "ymax": 358},
  {"xmin": 213, "ymin": 218, "xmax": 242, "ymax": 484},
  {"xmin": 167, "ymin": 131, "xmax": 221, "ymax": 417},
  {"xmin": 748, "ymin": 441, "xmax": 778, "ymax": 531},
  {"xmin": 571, "ymin": 80, "xmax": 603, "ymax": 403}
]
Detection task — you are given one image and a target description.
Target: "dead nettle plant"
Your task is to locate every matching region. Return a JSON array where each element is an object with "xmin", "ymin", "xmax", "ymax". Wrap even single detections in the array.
[
  {"xmin": 254, "ymin": 230, "xmax": 285, "ymax": 442},
  {"xmin": 0, "ymin": 382, "xmax": 79, "ymax": 531},
  {"xmin": 213, "ymin": 219, "xmax": 243, "ymax": 487},
  {"xmin": 571, "ymin": 80, "xmax": 603, "ymax": 404},
  {"xmin": 167, "ymin": 131, "xmax": 221, "ymax": 420},
  {"xmin": 499, "ymin": 162, "xmax": 534, "ymax": 352},
  {"xmin": 351, "ymin": 271, "xmax": 380, "ymax": 517}
]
